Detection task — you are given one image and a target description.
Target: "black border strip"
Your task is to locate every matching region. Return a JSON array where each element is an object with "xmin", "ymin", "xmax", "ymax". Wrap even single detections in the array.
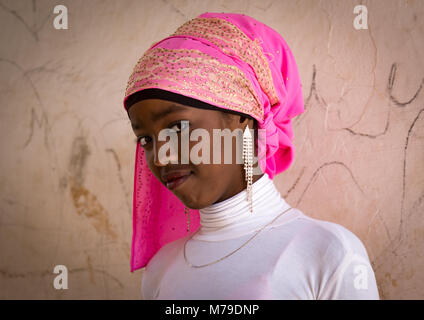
[{"xmin": 125, "ymin": 88, "xmax": 255, "ymax": 121}]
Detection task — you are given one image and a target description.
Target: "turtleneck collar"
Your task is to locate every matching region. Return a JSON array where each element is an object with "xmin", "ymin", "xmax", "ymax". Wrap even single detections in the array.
[{"xmin": 192, "ymin": 172, "xmax": 299, "ymax": 242}]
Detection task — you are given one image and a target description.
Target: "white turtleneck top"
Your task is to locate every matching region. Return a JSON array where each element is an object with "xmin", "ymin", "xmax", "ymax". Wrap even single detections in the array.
[{"xmin": 141, "ymin": 173, "xmax": 380, "ymax": 300}]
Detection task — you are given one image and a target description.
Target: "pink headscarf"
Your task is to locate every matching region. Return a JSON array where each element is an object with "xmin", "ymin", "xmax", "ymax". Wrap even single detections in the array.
[{"xmin": 123, "ymin": 12, "xmax": 305, "ymax": 271}]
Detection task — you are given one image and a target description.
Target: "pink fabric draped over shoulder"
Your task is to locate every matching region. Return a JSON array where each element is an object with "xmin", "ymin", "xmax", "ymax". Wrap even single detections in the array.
[{"xmin": 123, "ymin": 12, "xmax": 305, "ymax": 271}]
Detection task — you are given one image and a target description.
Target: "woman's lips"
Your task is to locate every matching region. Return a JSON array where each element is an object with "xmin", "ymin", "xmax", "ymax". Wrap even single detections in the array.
[{"xmin": 165, "ymin": 173, "xmax": 192, "ymax": 190}]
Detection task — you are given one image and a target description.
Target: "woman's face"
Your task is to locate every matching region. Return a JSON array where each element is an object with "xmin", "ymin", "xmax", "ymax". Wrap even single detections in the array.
[{"xmin": 128, "ymin": 98, "xmax": 259, "ymax": 209}]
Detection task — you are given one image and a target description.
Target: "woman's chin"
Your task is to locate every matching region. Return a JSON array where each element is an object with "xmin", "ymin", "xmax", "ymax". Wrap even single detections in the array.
[
  {"xmin": 178, "ymin": 195, "xmax": 214, "ymax": 210},
  {"xmin": 174, "ymin": 190, "xmax": 208, "ymax": 210},
  {"xmin": 168, "ymin": 173, "xmax": 212, "ymax": 210},
  {"xmin": 169, "ymin": 174, "xmax": 195, "ymax": 206},
  {"xmin": 175, "ymin": 193, "xmax": 199, "ymax": 209}
]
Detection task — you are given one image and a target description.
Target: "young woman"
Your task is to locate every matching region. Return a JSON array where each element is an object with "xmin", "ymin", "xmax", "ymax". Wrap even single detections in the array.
[{"xmin": 123, "ymin": 12, "xmax": 380, "ymax": 300}]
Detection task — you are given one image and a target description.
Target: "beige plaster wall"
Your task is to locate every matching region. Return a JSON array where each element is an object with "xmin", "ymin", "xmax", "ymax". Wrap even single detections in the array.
[{"xmin": 0, "ymin": 0, "xmax": 422, "ymax": 299}]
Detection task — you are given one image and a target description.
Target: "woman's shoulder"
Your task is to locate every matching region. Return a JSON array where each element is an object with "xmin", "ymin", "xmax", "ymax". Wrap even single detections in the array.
[
  {"xmin": 142, "ymin": 236, "xmax": 190, "ymax": 299},
  {"xmin": 269, "ymin": 209, "xmax": 379, "ymax": 299},
  {"xmin": 146, "ymin": 235, "xmax": 189, "ymax": 270},
  {"xmin": 284, "ymin": 209, "xmax": 371, "ymax": 260}
]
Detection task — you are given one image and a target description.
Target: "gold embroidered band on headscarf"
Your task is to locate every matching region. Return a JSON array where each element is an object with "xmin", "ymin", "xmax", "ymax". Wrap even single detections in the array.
[{"xmin": 125, "ymin": 17, "xmax": 280, "ymax": 121}]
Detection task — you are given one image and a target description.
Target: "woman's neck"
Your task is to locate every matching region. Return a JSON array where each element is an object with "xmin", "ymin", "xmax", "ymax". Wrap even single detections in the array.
[
  {"xmin": 212, "ymin": 173, "xmax": 264, "ymax": 205},
  {"xmin": 193, "ymin": 173, "xmax": 296, "ymax": 242}
]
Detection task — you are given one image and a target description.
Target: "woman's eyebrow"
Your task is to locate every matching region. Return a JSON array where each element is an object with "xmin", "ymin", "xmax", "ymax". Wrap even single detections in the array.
[
  {"xmin": 131, "ymin": 104, "xmax": 187, "ymax": 130},
  {"xmin": 151, "ymin": 104, "xmax": 187, "ymax": 121}
]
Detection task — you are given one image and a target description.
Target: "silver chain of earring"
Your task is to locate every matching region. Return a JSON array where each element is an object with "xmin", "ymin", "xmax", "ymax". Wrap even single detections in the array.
[
  {"xmin": 184, "ymin": 206, "xmax": 190, "ymax": 233},
  {"xmin": 242, "ymin": 124, "xmax": 254, "ymax": 213}
]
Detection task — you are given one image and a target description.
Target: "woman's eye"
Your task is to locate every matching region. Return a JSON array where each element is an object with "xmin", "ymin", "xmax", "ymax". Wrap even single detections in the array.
[
  {"xmin": 169, "ymin": 120, "xmax": 189, "ymax": 133},
  {"xmin": 136, "ymin": 136, "xmax": 151, "ymax": 147},
  {"xmin": 135, "ymin": 121, "xmax": 189, "ymax": 147}
]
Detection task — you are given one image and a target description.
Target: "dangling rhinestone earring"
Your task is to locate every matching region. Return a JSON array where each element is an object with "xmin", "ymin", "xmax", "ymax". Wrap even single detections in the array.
[
  {"xmin": 184, "ymin": 206, "xmax": 190, "ymax": 233},
  {"xmin": 242, "ymin": 124, "xmax": 254, "ymax": 213}
]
